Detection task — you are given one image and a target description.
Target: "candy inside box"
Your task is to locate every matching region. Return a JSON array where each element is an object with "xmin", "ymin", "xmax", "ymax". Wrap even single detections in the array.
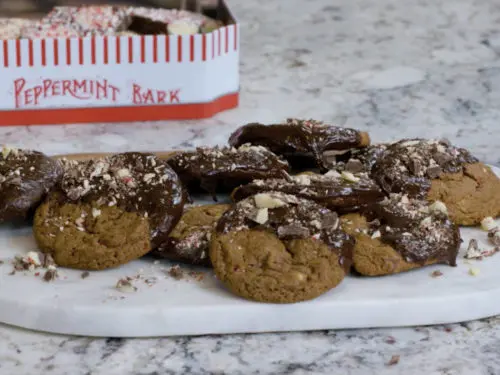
[{"xmin": 0, "ymin": 1, "xmax": 239, "ymax": 126}]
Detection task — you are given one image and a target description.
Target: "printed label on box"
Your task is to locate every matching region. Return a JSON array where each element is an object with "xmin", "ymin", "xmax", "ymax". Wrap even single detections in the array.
[{"xmin": 0, "ymin": 24, "xmax": 239, "ymax": 125}]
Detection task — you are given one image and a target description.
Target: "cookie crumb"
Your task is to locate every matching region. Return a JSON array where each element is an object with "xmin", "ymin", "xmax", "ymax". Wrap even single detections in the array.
[
  {"xmin": 81, "ymin": 271, "xmax": 90, "ymax": 279},
  {"xmin": 167, "ymin": 265, "xmax": 184, "ymax": 280},
  {"xmin": 431, "ymin": 270, "xmax": 443, "ymax": 278},
  {"xmin": 115, "ymin": 278, "xmax": 137, "ymax": 293},
  {"xmin": 387, "ymin": 355, "xmax": 400, "ymax": 366}
]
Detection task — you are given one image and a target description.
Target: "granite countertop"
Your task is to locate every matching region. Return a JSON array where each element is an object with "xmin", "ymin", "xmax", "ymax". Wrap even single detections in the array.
[{"xmin": 1, "ymin": 0, "xmax": 500, "ymax": 374}]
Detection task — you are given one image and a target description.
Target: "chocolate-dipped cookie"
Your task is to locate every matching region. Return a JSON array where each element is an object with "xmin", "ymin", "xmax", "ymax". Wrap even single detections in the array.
[
  {"xmin": 231, "ymin": 170, "xmax": 385, "ymax": 214},
  {"xmin": 341, "ymin": 194, "xmax": 461, "ymax": 276},
  {"xmin": 153, "ymin": 203, "xmax": 230, "ymax": 267},
  {"xmin": 210, "ymin": 192, "xmax": 354, "ymax": 303},
  {"xmin": 328, "ymin": 143, "xmax": 389, "ymax": 173},
  {"xmin": 372, "ymin": 138, "xmax": 500, "ymax": 225},
  {"xmin": 167, "ymin": 145, "xmax": 289, "ymax": 197},
  {"xmin": 34, "ymin": 192, "xmax": 151, "ymax": 271},
  {"xmin": 228, "ymin": 118, "xmax": 370, "ymax": 170},
  {"xmin": 0, "ymin": 146, "xmax": 61, "ymax": 224},
  {"xmin": 34, "ymin": 152, "xmax": 185, "ymax": 270}
]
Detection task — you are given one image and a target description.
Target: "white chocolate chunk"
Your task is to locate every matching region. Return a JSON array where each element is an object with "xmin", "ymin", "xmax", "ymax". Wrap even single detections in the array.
[
  {"xmin": 254, "ymin": 208, "xmax": 269, "ymax": 224},
  {"xmin": 254, "ymin": 193, "xmax": 286, "ymax": 209},
  {"xmin": 429, "ymin": 201, "xmax": 448, "ymax": 215},
  {"xmin": 481, "ymin": 217, "xmax": 498, "ymax": 232},
  {"xmin": 340, "ymin": 171, "xmax": 360, "ymax": 183},
  {"xmin": 168, "ymin": 20, "xmax": 199, "ymax": 35}
]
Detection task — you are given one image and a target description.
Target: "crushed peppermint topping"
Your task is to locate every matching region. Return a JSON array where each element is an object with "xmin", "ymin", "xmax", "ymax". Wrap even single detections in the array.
[
  {"xmin": 236, "ymin": 171, "xmax": 380, "ymax": 201},
  {"xmin": 373, "ymin": 138, "xmax": 478, "ymax": 198},
  {"xmin": 369, "ymin": 193, "xmax": 459, "ymax": 263},
  {"xmin": 217, "ymin": 192, "xmax": 343, "ymax": 247}
]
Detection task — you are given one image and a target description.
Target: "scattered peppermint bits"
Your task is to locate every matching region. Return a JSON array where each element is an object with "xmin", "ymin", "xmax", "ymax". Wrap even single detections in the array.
[
  {"xmin": 464, "ymin": 238, "xmax": 499, "ymax": 260},
  {"xmin": 468, "ymin": 267, "xmax": 480, "ymax": 276},
  {"xmin": 115, "ymin": 278, "xmax": 137, "ymax": 293},
  {"xmin": 9, "ymin": 252, "xmax": 61, "ymax": 282},
  {"xmin": 464, "ymin": 239, "xmax": 482, "ymax": 259},
  {"xmin": 167, "ymin": 265, "xmax": 184, "ymax": 280},
  {"xmin": 12, "ymin": 251, "xmax": 41, "ymax": 272},
  {"xmin": 481, "ymin": 217, "xmax": 498, "ymax": 232}
]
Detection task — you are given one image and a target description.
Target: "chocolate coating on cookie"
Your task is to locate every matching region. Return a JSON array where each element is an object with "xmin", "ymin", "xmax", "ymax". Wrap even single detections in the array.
[
  {"xmin": 167, "ymin": 145, "xmax": 289, "ymax": 197},
  {"xmin": 228, "ymin": 118, "xmax": 370, "ymax": 170},
  {"xmin": 232, "ymin": 170, "xmax": 385, "ymax": 214},
  {"xmin": 367, "ymin": 194, "xmax": 461, "ymax": 265},
  {"xmin": 60, "ymin": 152, "xmax": 185, "ymax": 248},
  {"xmin": 216, "ymin": 192, "xmax": 354, "ymax": 270},
  {"xmin": 372, "ymin": 139, "xmax": 478, "ymax": 198},
  {"xmin": 331, "ymin": 143, "xmax": 388, "ymax": 173},
  {"xmin": 0, "ymin": 146, "xmax": 61, "ymax": 223},
  {"xmin": 153, "ymin": 204, "xmax": 230, "ymax": 267}
]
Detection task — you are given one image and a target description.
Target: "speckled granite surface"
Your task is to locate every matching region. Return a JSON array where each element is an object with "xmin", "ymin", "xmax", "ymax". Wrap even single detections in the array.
[{"xmin": 1, "ymin": 0, "xmax": 500, "ymax": 374}]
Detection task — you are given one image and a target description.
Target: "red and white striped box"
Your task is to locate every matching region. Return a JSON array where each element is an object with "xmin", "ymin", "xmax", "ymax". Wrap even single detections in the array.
[{"xmin": 0, "ymin": 2, "xmax": 239, "ymax": 126}]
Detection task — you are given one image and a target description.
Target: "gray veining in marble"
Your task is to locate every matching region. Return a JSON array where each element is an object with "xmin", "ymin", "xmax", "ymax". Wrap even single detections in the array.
[{"xmin": 1, "ymin": 0, "xmax": 500, "ymax": 374}]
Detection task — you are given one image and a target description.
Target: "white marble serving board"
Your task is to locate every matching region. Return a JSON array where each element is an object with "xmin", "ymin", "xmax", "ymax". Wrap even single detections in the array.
[{"xmin": 0, "ymin": 168, "xmax": 499, "ymax": 338}]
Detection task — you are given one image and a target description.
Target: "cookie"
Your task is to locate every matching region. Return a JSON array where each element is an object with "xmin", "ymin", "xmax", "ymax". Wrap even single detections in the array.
[
  {"xmin": 167, "ymin": 145, "xmax": 289, "ymax": 198},
  {"xmin": 228, "ymin": 118, "xmax": 370, "ymax": 170},
  {"xmin": 231, "ymin": 170, "xmax": 385, "ymax": 214},
  {"xmin": 0, "ymin": 146, "xmax": 61, "ymax": 224},
  {"xmin": 210, "ymin": 192, "xmax": 354, "ymax": 303},
  {"xmin": 33, "ymin": 192, "xmax": 150, "ymax": 270},
  {"xmin": 153, "ymin": 203, "xmax": 230, "ymax": 267},
  {"xmin": 341, "ymin": 194, "xmax": 461, "ymax": 276},
  {"xmin": 47, "ymin": 152, "xmax": 184, "ymax": 249},
  {"xmin": 372, "ymin": 138, "xmax": 500, "ymax": 225},
  {"xmin": 328, "ymin": 143, "xmax": 389, "ymax": 173}
]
